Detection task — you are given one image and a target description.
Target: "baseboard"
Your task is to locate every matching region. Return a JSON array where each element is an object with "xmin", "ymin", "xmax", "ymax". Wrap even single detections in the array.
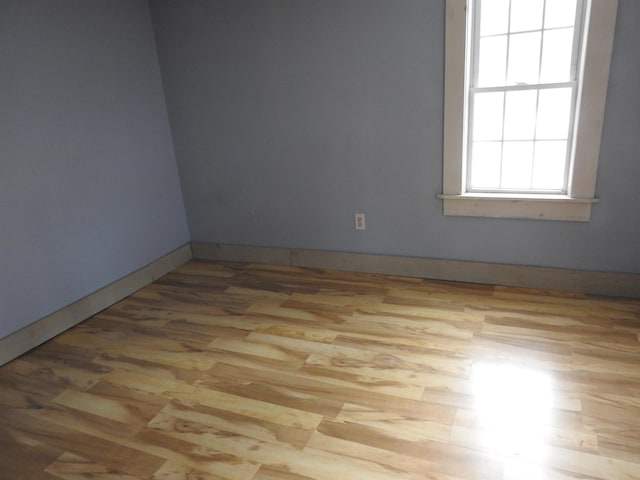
[
  {"xmin": 0, "ymin": 243, "xmax": 192, "ymax": 366},
  {"xmin": 5, "ymin": 241, "xmax": 633, "ymax": 367},
  {"xmin": 191, "ymin": 242, "xmax": 640, "ymax": 299}
]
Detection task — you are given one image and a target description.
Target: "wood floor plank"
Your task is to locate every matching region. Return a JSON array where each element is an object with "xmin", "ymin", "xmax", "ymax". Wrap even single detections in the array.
[
  {"xmin": 0, "ymin": 408, "xmax": 166, "ymax": 479},
  {"xmin": 316, "ymin": 418, "xmax": 504, "ymax": 479},
  {"xmin": 336, "ymin": 312, "xmax": 479, "ymax": 343},
  {"xmin": 44, "ymin": 452, "xmax": 145, "ymax": 480},
  {"xmin": 304, "ymin": 431, "xmax": 463, "ymax": 480},
  {"xmin": 151, "ymin": 460, "xmax": 229, "ymax": 480},
  {"xmin": 146, "ymin": 414, "xmax": 418, "ymax": 480},
  {"xmin": 209, "ymin": 360, "xmax": 454, "ymax": 421},
  {"xmin": 92, "ymin": 352, "xmax": 203, "ymax": 384},
  {"xmin": 53, "ymin": 389, "xmax": 158, "ymax": 426},
  {"xmin": 295, "ymin": 363, "xmax": 427, "ymax": 400},
  {"xmin": 335, "ymin": 402, "xmax": 452, "ymax": 443},
  {"xmin": 196, "ymin": 363, "xmax": 345, "ymax": 418},
  {"xmin": 135, "ymin": 426, "xmax": 261, "ymax": 480},
  {"xmin": 207, "ymin": 337, "xmax": 310, "ymax": 366},
  {"xmin": 252, "ymin": 464, "xmax": 317, "ymax": 480},
  {"xmin": 161, "ymin": 400, "xmax": 315, "ymax": 450},
  {"xmin": 451, "ymin": 408, "xmax": 599, "ymax": 455},
  {"xmin": 0, "ymin": 426, "xmax": 63, "ymax": 480},
  {"xmin": 0, "ymin": 259, "xmax": 639, "ymax": 479}
]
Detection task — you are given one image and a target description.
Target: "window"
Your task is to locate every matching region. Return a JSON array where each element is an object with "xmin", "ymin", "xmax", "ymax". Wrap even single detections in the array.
[{"xmin": 440, "ymin": 0, "xmax": 618, "ymax": 221}]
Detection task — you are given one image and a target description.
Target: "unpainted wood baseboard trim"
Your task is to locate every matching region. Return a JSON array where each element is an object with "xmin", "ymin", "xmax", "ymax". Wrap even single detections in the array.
[
  {"xmin": 191, "ymin": 242, "xmax": 640, "ymax": 299},
  {"xmin": 0, "ymin": 243, "xmax": 193, "ymax": 366}
]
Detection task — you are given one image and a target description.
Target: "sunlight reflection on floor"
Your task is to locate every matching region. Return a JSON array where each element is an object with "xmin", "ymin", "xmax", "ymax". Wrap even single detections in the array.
[{"xmin": 472, "ymin": 363, "xmax": 553, "ymax": 479}]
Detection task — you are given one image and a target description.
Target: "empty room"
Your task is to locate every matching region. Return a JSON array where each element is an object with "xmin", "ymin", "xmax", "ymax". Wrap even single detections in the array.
[{"xmin": 1, "ymin": 0, "xmax": 640, "ymax": 479}]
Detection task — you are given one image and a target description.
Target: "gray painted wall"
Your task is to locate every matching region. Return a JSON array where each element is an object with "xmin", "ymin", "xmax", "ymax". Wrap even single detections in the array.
[
  {"xmin": 0, "ymin": 1, "xmax": 190, "ymax": 339},
  {"xmin": 150, "ymin": 0, "xmax": 640, "ymax": 275}
]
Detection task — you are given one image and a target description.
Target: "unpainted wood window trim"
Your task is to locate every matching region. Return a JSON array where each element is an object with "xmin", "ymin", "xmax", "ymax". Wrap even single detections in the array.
[{"xmin": 440, "ymin": 0, "xmax": 618, "ymax": 222}]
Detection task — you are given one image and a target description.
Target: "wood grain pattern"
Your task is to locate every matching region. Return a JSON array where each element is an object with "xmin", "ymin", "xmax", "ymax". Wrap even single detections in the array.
[{"xmin": 1, "ymin": 260, "xmax": 640, "ymax": 479}]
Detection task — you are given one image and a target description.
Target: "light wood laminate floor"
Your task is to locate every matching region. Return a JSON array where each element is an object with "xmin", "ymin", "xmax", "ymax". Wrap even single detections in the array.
[{"xmin": 1, "ymin": 260, "xmax": 640, "ymax": 479}]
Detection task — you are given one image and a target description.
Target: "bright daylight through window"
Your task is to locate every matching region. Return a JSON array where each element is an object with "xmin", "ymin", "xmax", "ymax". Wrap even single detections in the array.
[
  {"xmin": 470, "ymin": 0, "xmax": 581, "ymax": 193},
  {"xmin": 441, "ymin": 0, "xmax": 618, "ymax": 221}
]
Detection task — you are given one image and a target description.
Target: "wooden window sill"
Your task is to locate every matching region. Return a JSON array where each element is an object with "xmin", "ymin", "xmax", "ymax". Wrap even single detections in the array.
[{"xmin": 437, "ymin": 193, "xmax": 599, "ymax": 221}]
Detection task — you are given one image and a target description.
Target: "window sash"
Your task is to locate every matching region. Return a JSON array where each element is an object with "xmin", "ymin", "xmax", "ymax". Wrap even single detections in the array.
[
  {"xmin": 466, "ymin": 82, "xmax": 578, "ymax": 194},
  {"xmin": 472, "ymin": 0, "xmax": 586, "ymax": 88},
  {"xmin": 440, "ymin": 0, "xmax": 618, "ymax": 222},
  {"xmin": 465, "ymin": 0, "xmax": 586, "ymax": 195}
]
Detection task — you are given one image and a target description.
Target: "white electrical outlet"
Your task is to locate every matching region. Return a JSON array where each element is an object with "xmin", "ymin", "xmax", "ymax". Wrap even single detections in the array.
[{"xmin": 355, "ymin": 213, "xmax": 365, "ymax": 230}]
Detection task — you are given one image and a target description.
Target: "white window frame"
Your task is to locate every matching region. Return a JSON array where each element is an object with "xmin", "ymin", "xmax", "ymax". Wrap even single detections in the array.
[{"xmin": 440, "ymin": 0, "xmax": 618, "ymax": 221}]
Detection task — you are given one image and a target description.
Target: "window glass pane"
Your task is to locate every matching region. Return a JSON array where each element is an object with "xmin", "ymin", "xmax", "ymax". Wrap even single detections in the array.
[
  {"xmin": 544, "ymin": 0, "xmax": 578, "ymax": 29},
  {"xmin": 510, "ymin": 0, "xmax": 544, "ymax": 33},
  {"xmin": 470, "ymin": 142, "xmax": 502, "ymax": 189},
  {"xmin": 540, "ymin": 28, "xmax": 575, "ymax": 83},
  {"xmin": 532, "ymin": 141, "xmax": 567, "ymax": 190},
  {"xmin": 479, "ymin": 0, "xmax": 510, "ymax": 36},
  {"xmin": 472, "ymin": 92, "xmax": 505, "ymax": 141},
  {"xmin": 501, "ymin": 141, "xmax": 534, "ymax": 189},
  {"xmin": 464, "ymin": 0, "xmax": 591, "ymax": 196},
  {"xmin": 536, "ymin": 88, "xmax": 572, "ymax": 139},
  {"xmin": 507, "ymin": 32, "xmax": 541, "ymax": 85},
  {"xmin": 503, "ymin": 90, "xmax": 537, "ymax": 140},
  {"xmin": 478, "ymin": 35, "xmax": 507, "ymax": 87}
]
